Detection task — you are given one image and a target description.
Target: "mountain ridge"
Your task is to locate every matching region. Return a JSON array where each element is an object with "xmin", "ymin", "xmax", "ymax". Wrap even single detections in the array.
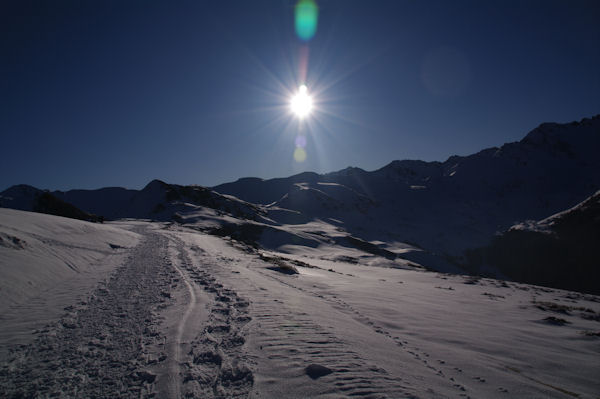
[{"xmin": 212, "ymin": 114, "xmax": 599, "ymax": 255}]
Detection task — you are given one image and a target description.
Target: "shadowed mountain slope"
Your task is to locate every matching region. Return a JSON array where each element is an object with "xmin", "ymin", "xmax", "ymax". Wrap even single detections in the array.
[
  {"xmin": 465, "ymin": 190, "xmax": 600, "ymax": 294},
  {"xmin": 0, "ymin": 185, "xmax": 101, "ymax": 222}
]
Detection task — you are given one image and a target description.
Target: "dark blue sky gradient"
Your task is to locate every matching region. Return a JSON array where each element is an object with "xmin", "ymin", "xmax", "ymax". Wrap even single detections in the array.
[{"xmin": 1, "ymin": 0, "xmax": 599, "ymax": 190}]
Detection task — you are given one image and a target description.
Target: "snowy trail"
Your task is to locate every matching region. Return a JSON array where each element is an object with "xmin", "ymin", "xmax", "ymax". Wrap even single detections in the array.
[
  {"xmin": 0, "ymin": 224, "xmax": 254, "ymax": 399},
  {"xmin": 154, "ymin": 233, "xmax": 253, "ymax": 399},
  {"xmin": 0, "ymin": 227, "xmax": 178, "ymax": 397},
  {"xmin": 173, "ymin": 239, "xmax": 254, "ymax": 398}
]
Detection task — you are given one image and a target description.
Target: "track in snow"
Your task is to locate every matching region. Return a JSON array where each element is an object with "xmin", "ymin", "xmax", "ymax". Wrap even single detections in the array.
[
  {"xmin": 172, "ymin": 237, "xmax": 254, "ymax": 399},
  {"xmin": 0, "ymin": 228, "xmax": 177, "ymax": 398},
  {"xmin": 177, "ymin": 237, "xmax": 421, "ymax": 399},
  {"xmin": 154, "ymin": 235, "xmax": 202, "ymax": 399}
]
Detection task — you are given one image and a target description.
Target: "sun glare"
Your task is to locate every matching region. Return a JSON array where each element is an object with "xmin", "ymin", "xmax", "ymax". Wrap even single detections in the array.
[{"xmin": 290, "ymin": 84, "xmax": 313, "ymax": 118}]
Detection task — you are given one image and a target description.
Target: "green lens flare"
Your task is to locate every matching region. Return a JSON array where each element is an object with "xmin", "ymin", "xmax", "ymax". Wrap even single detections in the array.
[
  {"xmin": 294, "ymin": 147, "xmax": 307, "ymax": 162},
  {"xmin": 295, "ymin": 0, "xmax": 318, "ymax": 41}
]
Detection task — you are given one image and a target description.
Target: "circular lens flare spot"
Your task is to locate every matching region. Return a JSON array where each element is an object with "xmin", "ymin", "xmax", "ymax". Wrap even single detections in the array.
[
  {"xmin": 290, "ymin": 84, "xmax": 313, "ymax": 118},
  {"xmin": 294, "ymin": 147, "xmax": 307, "ymax": 162}
]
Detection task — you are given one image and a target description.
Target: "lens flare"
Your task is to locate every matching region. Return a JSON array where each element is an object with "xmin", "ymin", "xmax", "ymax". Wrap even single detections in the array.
[
  {"xmin": 294, "ymin": 147, "xmax": 307, "ymax": 162},
  {"xmin": 295, "ymin": 0, "xmax": 318, "ymax": 41},
  {"xmin": 290, "ymin": 84, "xmax": 313, "ymax": 118},
  {"xmin": 297, "ymin": 45, "xmax": 309, "ymax": 84},
  {"xmin": 295, "ymin": 135, "xmax": 307, "ymax": 148}
]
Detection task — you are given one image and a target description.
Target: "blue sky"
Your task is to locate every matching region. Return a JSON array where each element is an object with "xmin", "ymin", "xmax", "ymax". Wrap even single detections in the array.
[{"xmin": 1, "ymin": 0, "xmax": 599, "ymax": 191}]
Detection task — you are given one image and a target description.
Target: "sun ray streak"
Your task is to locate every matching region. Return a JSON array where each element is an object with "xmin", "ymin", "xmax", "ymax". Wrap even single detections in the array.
[
  {"xmin": 312, "ymin": 45, "xmax": 393, "ymax": 96},
  {"xmin": 313, "ymin": 107, "xmax": 375, "ymax": 131}
]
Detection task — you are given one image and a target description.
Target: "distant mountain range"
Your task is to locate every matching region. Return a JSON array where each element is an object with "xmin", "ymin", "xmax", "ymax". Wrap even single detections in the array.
[
  {"xmin": 0, "ymin": 180, "xmax": 261, "ymax": 222},
  {"xmin": 1, "ymin": 115, "xmax": 598, "ymax": 293},
  {"xmin": 214, "ymin": 115, "xmax": 600, "ymax": 255}
]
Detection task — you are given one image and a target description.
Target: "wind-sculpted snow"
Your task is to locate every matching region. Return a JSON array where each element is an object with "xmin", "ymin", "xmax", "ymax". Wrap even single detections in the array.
[
  {"xmin": 0, "ymin": 208, "xmax": 139, "ymax": 312},
  {"xmin": 171, "ymin": 226, "xmax": 600, "ymax": 398}
]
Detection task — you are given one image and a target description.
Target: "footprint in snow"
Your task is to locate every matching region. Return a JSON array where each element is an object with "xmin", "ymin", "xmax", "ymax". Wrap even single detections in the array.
[{"xmin": 305, "ymin": 364, "xmax": 333, "ymax": 379}]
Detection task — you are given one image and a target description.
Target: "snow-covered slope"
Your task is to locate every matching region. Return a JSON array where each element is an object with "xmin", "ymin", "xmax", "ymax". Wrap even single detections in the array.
[
  {"xmin": 1, "ymin": 214, "xmax": 598, "ymax": 398},
  {"xmin": 0, "ymin": 208, "xmax": 140, "ymax": 353},
  {"xmin": 0, "ymin": 208, "xmax": 139, "ymax": 311},
  {"xmin": 466, "ymin": 190, "xmax": 600, "ymax": 294},
  {"xmin": 2, "ymin": 181, "xmax": 426, "ymax": 275},
  {"xmin": 273, "ymin": 182, "xmax": 374, "ymax": 219}
]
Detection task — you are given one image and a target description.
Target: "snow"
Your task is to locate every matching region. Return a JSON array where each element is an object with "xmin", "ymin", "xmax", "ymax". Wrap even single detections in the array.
[
  {"xmin": 0, "ymin": 208, "xmax": 139, "ymax": 310},
  {"xmin": 0, "ymin": 208, "xmax": 140, "ymax": 353},
  {"xmin": 171, "ymin": 224, "xmax": 600, "ymax": 398},
  {"xmin": 1, "ymin": 209, "xmax": 598, "ymax": 398}
]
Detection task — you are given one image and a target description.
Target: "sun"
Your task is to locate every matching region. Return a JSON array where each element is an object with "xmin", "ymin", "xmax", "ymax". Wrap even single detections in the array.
[{"xmin": 290, "ymin": 84, "xmax": 313, "ymax": 118}]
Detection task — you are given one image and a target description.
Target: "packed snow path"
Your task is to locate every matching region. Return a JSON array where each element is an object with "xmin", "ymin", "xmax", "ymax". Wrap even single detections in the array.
[
  {"xmin": 0, "ymin": 225, "xmax": 254, "ymax": 398},
  {"xmin": 1, "ymin": 219, "xmax": 599, "ymax": 398}
]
